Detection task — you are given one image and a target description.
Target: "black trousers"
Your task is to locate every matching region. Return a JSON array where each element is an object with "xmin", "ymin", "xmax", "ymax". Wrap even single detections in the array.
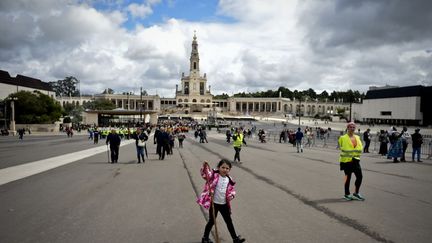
[
  {"xmin": 364, "ymin": 140, "xmax": 370, "ymax": 152},
  {"xmin": 401, "ymin": 142, "xmax": 408, "ymax": 161},
  {"xmin": 204, "ymin": 203, "xmax": 237, "ymax": 239},
  {"xmin": 234, "ymin": 147, "xmax": 241, "ymax": 162},
  {"xmin": 110, "ymin": 145, "xmax": 119, "ymax": 162},
  {"xmin": 342, "ymin": 161, "xmax": 363, "ymax": 195}
]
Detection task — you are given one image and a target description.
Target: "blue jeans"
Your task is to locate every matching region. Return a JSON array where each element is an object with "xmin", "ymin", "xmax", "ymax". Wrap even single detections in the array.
[
  {"xmin": 137, "ymin": 146, "xmax": 144, "ymax": 157},
  {"xmin": 412, "ymin": 147, "xmax": 421, "ymax": 161}
]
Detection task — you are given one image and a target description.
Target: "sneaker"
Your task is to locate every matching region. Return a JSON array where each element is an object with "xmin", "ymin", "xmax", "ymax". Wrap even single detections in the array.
[
  {"xmin": 417, "ymin": 160, "xmax": 423, "ymax": 162},
  {"xmin": 353, "ymin": 193, "xmax": 365, "ymax": 201},
  {"xmin": 201, "ymin": 237, "xmax": 213, "ymax": 243},
  {"xmin": 344, "ymin": 194, "xmax": 353, "ymax": 201},
  {"xmin": 233, "ymin": 235, "xmax": 246, "ymax": 243}
]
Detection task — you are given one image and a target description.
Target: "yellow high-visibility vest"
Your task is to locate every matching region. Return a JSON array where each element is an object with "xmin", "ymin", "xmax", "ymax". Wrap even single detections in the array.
[
  {"xmin": 233, "ymin": 133, "xmax": 244, "ymax": 148},
  {"xmin": 338, "ymin": 133, "xmax": 363, "ymax": 163}
]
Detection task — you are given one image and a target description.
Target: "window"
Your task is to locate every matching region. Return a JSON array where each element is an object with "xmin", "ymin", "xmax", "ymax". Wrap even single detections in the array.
[
  {"xmin": 381, "ymin": 111, "xmax": 392, "ymax": 116},
  {"xmin": 200, "ymin": 82, "xmax": 204, "ymax": 95},
  {"xmin": 184, "ymin": 82, "xmax": 189, "ymax": 94}
]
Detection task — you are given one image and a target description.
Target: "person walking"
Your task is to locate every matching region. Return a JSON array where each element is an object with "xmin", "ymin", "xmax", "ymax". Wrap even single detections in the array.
[
  {"xmin": 178, "ymin": 131, "xmax": 186, "ymax": 148},
  {"xmin": 378, "ymin": 130, "xmax": 389, "ymax": 156},
  {"xmin": 226, "ymin": 129, "xmax": 232, "ymax": 143},
  {"xmin": 338, "ymin": 122, "xmax": 365, "ymax": 201},
  {"xmin": 18, "ymin": 128, "xmax": 24, "ymax": 140},
  {"xmin": 295, "ymin": 127, "xmax": 304, "ymax": 153},
  {"xmin": 106, "ymin": 129, "xmax": 121, "ymax": 163},
  {"xmin": 411, "ymin": 128, "xmax": 423, "ymax": 162},
  {"xmin": 197, "ymin": 159, "xmax": 246, "ymax": 243},
  {"xmin": 363, "ymin": 128, "xmax": 371, "ymax": 153},
  {"xmin": 157, "ymin": 127, "xmax": 169, "ymax": 160},
  {"xmin": 133, "ymin": 127, "xmax": 148, "ymax": 163},
  {"xmin": 233, "ymin": 128, "xmax": 246, "ymax": 163}
]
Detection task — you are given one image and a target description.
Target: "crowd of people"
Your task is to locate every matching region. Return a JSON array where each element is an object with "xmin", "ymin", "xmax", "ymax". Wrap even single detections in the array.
[{"xmin": 376, "ymin": 126, "xmax": 424, "ymax": 162}]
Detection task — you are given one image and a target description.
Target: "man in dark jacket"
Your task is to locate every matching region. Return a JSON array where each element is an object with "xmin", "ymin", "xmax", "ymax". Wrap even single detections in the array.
[
  {"xmin": 411, "ymin": 128, "xmax": 423, "ymax": 162},
  {"xmin": 106, "ymin": 129, "xmax": 121, "ymax": 163},
  {"xmin": 156, "ymin": 127, "xmax": 169, "ymax": 160},
  {"xmin": 363, "ymin": 129, "xmax": 371, "ymax": 153}
]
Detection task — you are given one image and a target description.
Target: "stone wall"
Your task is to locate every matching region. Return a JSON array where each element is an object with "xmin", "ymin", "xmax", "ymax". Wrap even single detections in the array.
[{"xmin": 16, "ymin": 124, "xmax": 59, "ymax": 132}]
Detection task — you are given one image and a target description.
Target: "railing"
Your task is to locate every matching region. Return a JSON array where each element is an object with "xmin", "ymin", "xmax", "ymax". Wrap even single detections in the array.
[{"xmin": 245, "ymin": 130, "xmax": 432, "ymax": 158}]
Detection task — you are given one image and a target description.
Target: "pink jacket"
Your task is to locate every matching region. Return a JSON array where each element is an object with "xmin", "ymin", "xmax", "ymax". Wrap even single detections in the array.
[{"xmin": 196, "ymin": 164, "xmax": 236, "ymax": 212}]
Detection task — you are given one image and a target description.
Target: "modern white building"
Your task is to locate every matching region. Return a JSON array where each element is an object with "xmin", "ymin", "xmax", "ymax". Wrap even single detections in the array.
[
  {"xmin": 354, "ymin": 85, "xmax": 432, "ymax": 126},
  {"xmin": 0, "ymin": 70, "xmax": 55, "ymax": 99}
]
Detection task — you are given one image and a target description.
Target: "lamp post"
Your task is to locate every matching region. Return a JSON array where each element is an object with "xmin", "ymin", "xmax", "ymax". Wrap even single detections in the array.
[
  {"xmin": 298, "ymin": 97, "xmax": 302, "ymax": 127},
  {"xmin": 10, "ymin": 97, "xmax": 18, "ymax": 136},
  {"xmin": 3, "ymin": 100, "xmax": 7, "ymax": 130},
  {"xmin": 140, "ymin": 87, "xmax": 143, "ymax": 123}
]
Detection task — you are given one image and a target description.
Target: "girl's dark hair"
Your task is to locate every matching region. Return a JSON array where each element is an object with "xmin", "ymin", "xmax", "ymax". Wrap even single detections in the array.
[{"xmin": 217, "ymin": 159, "xmax": 232, "ymax": 168}]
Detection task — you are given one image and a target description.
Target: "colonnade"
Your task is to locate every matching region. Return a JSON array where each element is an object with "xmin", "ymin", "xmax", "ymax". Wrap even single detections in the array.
[{"xmin": 112, "ymin": 98, "xmax": 154, "ymax": 111}]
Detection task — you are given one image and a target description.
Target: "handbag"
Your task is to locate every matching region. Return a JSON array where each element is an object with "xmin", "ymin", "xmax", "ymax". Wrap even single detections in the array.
[{"xmin": 137, "ymin": 139, "xmax": 146, "ymax": 147}]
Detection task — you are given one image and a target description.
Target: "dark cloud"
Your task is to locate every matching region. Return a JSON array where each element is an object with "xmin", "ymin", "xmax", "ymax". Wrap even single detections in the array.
[{"xmin": 299, "ymin": 0, "xmax": 432, "ymax": 50}]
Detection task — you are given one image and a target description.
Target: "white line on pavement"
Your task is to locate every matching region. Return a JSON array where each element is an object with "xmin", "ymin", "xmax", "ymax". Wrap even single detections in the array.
[{"xmin": 0, "ymin": 140, "xmax": 135, "ymax": 186}]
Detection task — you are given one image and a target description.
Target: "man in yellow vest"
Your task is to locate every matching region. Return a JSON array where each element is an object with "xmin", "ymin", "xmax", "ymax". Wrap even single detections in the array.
[
  {"xmin": 338, "ymin": 122, "xmax": 365, "ymax": 201},
  {"xmin": 233, "ymin": 127, "xmax": 246, "ymax": 163}
]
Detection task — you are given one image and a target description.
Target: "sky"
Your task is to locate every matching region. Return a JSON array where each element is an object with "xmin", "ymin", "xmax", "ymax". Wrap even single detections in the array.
[{"xmin": 0, "ymin": 0, "xmax": 431, "ymax": 98}]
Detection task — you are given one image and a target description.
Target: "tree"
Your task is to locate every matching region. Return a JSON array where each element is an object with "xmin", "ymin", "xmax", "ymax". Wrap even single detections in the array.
[
  {"xmin": 318, "ymin": 90, "xmax": 329, "ymax": 101},
  {"xmin": 213, "ymin": 93, "xmax": 229, "ymax": 99},
  {"xmin": 10, "ymin": 91, "xmax": 62, "ymax": 124},
  {"xmin": 49, "ymin": 76, "xmax": 80, "ymax": 97},
  {"xmin": 277, "ymin": 87, "xmax": 293, "ymax": 99},
  {"xmin": 304, "ymin": 88, "xmax": 317, "ymax": 100},
  {"xmin": 102, "ymin": 88, "xmax": 115, "ymax": 94},
  {"xmin": 83, "ymin": 99, "xmax": 116, "ymax": 110}
]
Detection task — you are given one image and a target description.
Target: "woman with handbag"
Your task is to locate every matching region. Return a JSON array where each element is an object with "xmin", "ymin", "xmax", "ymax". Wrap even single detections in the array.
[{"xmin": 133, "ymin": 127, "xmax": 148, "ymax": 163}]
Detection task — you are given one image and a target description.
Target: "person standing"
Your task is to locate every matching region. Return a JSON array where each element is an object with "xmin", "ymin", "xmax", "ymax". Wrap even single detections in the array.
[
  {"xmin": 106, "ymin": 129, "xmax": 121, "ymax": 163},
  {"xmin": 133, "ymin": 127, "xmax": 148, "ymax": 163},
  {"xmin": 197, "ymin": 160, "xmax": 246, "ymax": 243},
  {"xmin": 338, "ymin": 122, "xmax": 365, "ymax": 201},
  {"xmin": 93, "ymin": 129, "xmax": 99, "ymax": 144},
  {"xmin": 295, "ymin": 127, "xmax": 304, "ymax": 153},
  {"xmin": 400, "ymin": 127, "xmax": 411, "ymax": 162},
  {"xmin": 388, "ymin": 127, "xmax": 403, "ymax": 163},
  {"xmin": 233, "ymin": 128, "xmax": 246, "ymax": 163},
  {"xmin": 363, "ymin": 129, "xmax": 371, "ymax": 153},
  {"xmin": 378, "ymin": 130, "xmax": 389, "ymax": 156},
  {"xmin": 411, "ymin": 128, "xmax": 423, "ymax": 162}
]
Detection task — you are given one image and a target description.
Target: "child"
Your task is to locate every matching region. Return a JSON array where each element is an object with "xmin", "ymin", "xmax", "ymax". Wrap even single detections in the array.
[{"xmin": 197, "ymin": 159, "xmax": 245, "ymax": 243}]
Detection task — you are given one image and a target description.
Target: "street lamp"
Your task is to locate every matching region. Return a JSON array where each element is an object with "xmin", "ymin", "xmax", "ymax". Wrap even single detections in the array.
[
  {"xmin": 2, "ymin": 99, "xmax": 7, "ymax": 130},
  {"xmin": 297, "ymin": 97, "xmax": 302, "ymax": 126},
  {"xmin": 140, "ymin": 87, "xmax": 143, "ymax": 123},
  {"xmin": 9, "ymin": 97, "xmax": 18, "ymax": 136}
]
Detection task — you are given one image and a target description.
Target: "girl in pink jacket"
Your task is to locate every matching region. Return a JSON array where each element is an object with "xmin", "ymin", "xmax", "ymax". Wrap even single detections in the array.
[{"xmin": 197, "ymin": 159, "xmax": 245, "ymax": 243}]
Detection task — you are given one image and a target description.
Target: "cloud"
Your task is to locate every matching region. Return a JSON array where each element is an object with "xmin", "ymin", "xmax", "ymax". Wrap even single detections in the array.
[
  {"xmin": 127, "ymin": 3, "xmax": 153, "ymax": 19},
  {"xmin": 298, "ymin": 0, "xmax": 432, "ymax": 49},
  {"xmin": 0, "ymin": 0, "xmax": 431, "ymax": 98}
]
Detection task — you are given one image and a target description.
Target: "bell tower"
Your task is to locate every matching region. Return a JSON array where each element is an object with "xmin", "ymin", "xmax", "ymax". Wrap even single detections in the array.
[
  {"xmin": 176, "ymin": 31, "xmax": 212, "ymax": 112},
  {"xmin": 190, "ymin": 31, "xmax": 200, "ymax": 76}
]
